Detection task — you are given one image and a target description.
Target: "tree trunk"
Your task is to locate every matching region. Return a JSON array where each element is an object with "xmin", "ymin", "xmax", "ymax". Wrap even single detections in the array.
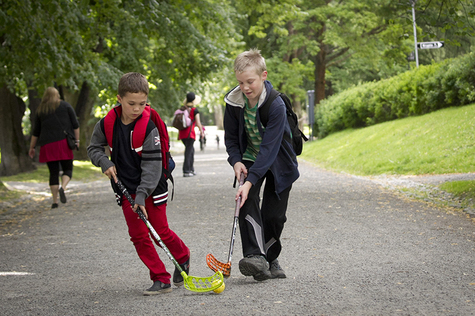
[
  {"xmin": 28, "ymin": 85, "xmax": 41, "ymax": 127},
  {"xmin": 61, "ymin": 82, "xmax": 97, "ymax": 160},
  {"xmin": 28, "ymin": 85, "xmax": 42, "ymax": 161},
  {"xmin": 214, "ymin": 104, "xmax": 224, "ymax": 130},
  {"xmin": 314, "ymin": 43, "xmax": 327, "ymax": 106},
  {"xmin": 0, "ymin": 86, "xmax": 35, "ymax": 176},
  {"xmin": 77, "ymin": 82, "xmax": 97, "ymax": 160},
  {"xmin": 313, "ymin": 19, "xmax": 327, "ymax": 107}
]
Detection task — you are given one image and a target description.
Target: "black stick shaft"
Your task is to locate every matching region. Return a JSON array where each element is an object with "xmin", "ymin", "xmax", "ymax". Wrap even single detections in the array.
[{"xmin": 227, "ymin": 173, "xmax": 245, "ymax": 263}]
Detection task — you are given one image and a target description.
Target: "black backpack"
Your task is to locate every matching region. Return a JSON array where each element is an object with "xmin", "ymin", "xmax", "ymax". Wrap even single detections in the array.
[{"xmin": 259, "ymin": 89, "xmax": 308, "ymax": 155}]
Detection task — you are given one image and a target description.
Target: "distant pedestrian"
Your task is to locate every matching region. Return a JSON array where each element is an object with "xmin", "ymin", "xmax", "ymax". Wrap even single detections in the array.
[
  {"xmin": 29, "ymin": 87, "xmax": 80, "ymax": 209},
  {"xmin": 199, "ymin": 126, "xmax": 207, "ymax": 151},
  {"xmin": 178, "ymin": 92, "xmax": 204, "ymax": 177},
  {"xmin": 223, "ymin": 49, "xmax": 299, "ymax": 281}
]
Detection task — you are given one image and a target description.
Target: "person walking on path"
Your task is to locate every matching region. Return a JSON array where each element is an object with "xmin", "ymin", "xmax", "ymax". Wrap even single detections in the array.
[
  {"xmin": 178, "ymin": 92, "xmax": 204, "ymax": 177},
  {"xmin": 29, "ymin": 87, "xmax": 80, "ymax": 209},
  {"xmin": 199, "ymin": 125, "xmax": 206, "ymax": 151},
  {"xmin": 223, "ymin": 49, "xmax": 299, "ymax": 281},
  {"xmin": 87, "ymin": 72, "xmax": 190, "ymax": 295}
]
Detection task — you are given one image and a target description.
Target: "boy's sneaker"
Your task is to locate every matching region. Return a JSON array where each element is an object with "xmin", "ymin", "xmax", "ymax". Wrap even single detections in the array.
[
  {"xmin": 270, "ymin": 259, "xmax": 286, "ymax": 279},
  {"xmin": 173, "ymin": 257, "xmax": 190, "ymax": 287},
  {"xmin": 59, "ymin": 187, "xmax": 67, "ymax": 203},
  {"xmin": 143, "ymin": 281, "xmax": 172, "ymax": 295},
  {"xmin": 238, "ymin": 255, "xmax": 272, "ymax": 281}
]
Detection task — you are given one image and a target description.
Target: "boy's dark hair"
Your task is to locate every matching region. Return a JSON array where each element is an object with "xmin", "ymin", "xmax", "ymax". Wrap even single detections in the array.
[{"xmin": 118, "ymin": 72, "xmax": 149, "ymax": 97}]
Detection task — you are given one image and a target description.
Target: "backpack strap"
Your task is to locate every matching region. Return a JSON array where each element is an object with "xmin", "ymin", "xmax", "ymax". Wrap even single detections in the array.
[
  {"xmin": 259, "ymin": 89, "xmax": 281, "ymax": 127},
  {"xmin": 103, "ymin": 106, "xmax": 121, "ymax": 150},
  {"xmin": 102, "ymin": 104, "xmax": 151, "ymax": 155},
  {"xmin": 150, "ymin": 108, "xmax": 168, "ymax": 170},
  {"xmin": 230, "ymin": 89, "xmax": 280, "ymax": 126},
  {"xmin": 131, "ymin": 105, "xmax": 151, "ymax": 155},
  {"xmin": 150, "ymin": 107, "xmax": 175, "ymax": 200}
]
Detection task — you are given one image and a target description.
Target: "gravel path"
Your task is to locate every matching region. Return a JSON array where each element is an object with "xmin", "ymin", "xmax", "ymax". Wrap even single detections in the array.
[{"xmin": 1, "ymin": 149, "xmax": 474, "ymax": 315}]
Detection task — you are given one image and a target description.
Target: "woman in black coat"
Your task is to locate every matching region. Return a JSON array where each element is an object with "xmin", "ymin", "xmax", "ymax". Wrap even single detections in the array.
[{"xmin": 29, "ymin": 87, "xmax": 80, "ymax": 208}]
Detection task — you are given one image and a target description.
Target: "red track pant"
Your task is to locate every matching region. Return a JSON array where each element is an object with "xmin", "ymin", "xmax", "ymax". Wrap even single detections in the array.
[{"xmin": 122, "ymin": 196, "xmax": 190, "ymax": 284}]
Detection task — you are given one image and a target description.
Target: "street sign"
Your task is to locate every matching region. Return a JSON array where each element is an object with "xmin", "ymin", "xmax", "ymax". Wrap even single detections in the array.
[{"xmin": 417, "ymin": 41, "xmax": 444, "ymax": 49}]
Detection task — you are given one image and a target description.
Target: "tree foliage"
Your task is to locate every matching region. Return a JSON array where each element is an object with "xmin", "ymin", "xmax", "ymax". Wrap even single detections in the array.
[
  {"xmin": 0, "ymin": 0, "xmax": 237, "ymax": 175},
  {"xmin": 0, "ymin": 0, "xmax": 474, "ymax": 175},
  {"xmin": 232, "ymin": 0, "xmax": 475, "ymax": 107}
]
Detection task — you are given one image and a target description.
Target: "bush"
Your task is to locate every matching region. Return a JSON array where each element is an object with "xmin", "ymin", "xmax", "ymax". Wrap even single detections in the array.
[{"xmin": 316, "ymin": 53, "xmax": 475, "ymax": 138}]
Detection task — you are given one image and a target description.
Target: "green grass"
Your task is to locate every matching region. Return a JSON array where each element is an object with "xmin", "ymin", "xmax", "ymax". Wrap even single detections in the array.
[
  {"xmin": 301, "ymin": 103, "xmax": 475, "ymax": 176},
  {"xmin": 0, "ymin": 161, "xmax": 103, "ymax": 204},
  {"xmin": 439, "ymin": 180, "xmax": 475, "ymax": 201},
  {"xmin": 0, "ymin": 181, "xmax": 23, "ymax": 202},
  {"xmin": 1, "ymin": 160, "xmax": 103, "ymax": 183}
]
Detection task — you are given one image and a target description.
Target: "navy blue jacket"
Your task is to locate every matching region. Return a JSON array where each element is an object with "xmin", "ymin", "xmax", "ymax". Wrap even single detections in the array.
[{"xmin": 223, "ymin": 80, "xmax": 299, "ymax": 195}]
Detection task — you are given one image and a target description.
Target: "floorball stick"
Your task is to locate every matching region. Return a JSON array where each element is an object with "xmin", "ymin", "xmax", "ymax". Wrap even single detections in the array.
[
  {"xmin": 206, "ymin": 172, "xmax": 245, "ymax": 278},
  {"xmin": 115, "ymin": 179, "xmax": 224, "ymax": 292}
]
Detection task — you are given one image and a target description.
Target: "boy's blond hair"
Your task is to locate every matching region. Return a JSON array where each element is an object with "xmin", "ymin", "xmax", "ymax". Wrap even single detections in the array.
[
  {"xmin": 118, "ymin": 72, "xmax": 149, "ymax": 97},
  {"xmin": 234, "ymin": 48, "xmax": 267, "ymax": 75}
]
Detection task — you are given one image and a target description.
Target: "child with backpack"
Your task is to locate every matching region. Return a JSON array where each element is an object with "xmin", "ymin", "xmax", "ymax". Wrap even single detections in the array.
[
  {"xmin": 87, "ymin": 72, "xmax": 190, "ymax": 295},
  {"xmin": 175, "ymin": 92, "xmax": 204, "ymax": 177},
  {"xmin": 223, "ymin": 49, "xmax": 300, "ymax": 281}
]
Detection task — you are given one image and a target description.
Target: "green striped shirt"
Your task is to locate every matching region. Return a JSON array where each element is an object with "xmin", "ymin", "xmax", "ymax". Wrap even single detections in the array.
[{"xmin": 243, "ymin": 97, "xmax": 263, "ymax": 162}]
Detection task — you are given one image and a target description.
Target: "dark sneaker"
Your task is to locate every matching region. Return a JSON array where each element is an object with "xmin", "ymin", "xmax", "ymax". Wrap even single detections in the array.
[
  {"xmin": 270, "ymin": 259, "xmax": 286, "ymax": 279},
  {"xmin": 239, "ymin": 255, "xmax": 272, "ymax": 281},
  {"xmin": 173, "ymin": 257, "xmax": 190, "ymax": 287},
  {"xmin": 51, "ymin": 203, "xmax": 59, "ymax": 209},
  {"xmin": 143, "ymin": 281, "xmax": 172, "ymax": 295},
  {"xmin": 59, "ymin": 187, "xmax": 67, "ymax": 203}
]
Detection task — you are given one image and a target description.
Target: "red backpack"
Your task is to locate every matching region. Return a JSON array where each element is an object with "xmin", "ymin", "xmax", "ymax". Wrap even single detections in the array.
[{"xmin": 103, "ymin": 104, "xmax": 175, "ymax": 196}]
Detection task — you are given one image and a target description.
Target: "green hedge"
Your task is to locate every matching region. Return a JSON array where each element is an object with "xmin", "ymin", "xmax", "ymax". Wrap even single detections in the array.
[{"xmin": 315, "ymin": 53, "xmax": 475, "ymax": 138}]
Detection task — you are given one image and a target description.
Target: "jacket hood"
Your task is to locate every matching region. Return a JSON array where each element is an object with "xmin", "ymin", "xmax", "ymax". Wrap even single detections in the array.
[{"xmin": 224, "ymin": 80, "xmax": 273, "ymax": 108}]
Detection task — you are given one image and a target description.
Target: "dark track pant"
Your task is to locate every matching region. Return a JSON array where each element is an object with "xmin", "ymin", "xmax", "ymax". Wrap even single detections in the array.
[
  {"xmin": 239, "ymin": 170, "xmax": 291, "ymax": 263},
  {"xmin": 181, "ymin": 138, "xmax": 195, "ymax": 174}
]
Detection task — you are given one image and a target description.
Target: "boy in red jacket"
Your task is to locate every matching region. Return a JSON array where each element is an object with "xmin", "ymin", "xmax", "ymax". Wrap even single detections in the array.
[{"xmin": 87, "ymin": 72, "xmax": 190, "ymax": 295}]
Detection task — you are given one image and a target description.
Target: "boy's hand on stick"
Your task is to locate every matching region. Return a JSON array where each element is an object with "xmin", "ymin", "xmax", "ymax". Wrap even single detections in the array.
[
  {"xmin": 233, "ymin": 163, "xmax": 249, "ymax": 207},
  {"xmin": 133, "ymin": 204, "xmax": 148, "ymax": 219},
  {"xmin": 233, "ymin": 162, "xmax": 247, "ymax": 182},
  {"xmin": 236, "ymin": 181, "xmax": 252, "ymax": 207},
  {"xmin": 104, "ymin": 166, "xmax": 118, "ymax": 183}
]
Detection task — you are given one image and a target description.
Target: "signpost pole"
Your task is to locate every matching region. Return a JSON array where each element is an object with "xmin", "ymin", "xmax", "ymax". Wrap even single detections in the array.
[
  {"xmin": 412, "ymin": 0, "xmax": 419, "ymax": 68},
  {"xmin": 307, "ymin": 90, "xmax": 315, "ymax": 141}
]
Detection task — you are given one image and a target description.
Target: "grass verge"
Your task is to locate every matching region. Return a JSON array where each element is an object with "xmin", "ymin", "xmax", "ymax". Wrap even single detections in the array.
[
  {"xmin": 439, "ymin": 180, "xmax": 475, "ymax": 203},
  {"xmin": 301, "ymin": 103, "xmax": 475, "ymax": 176},
  {"xmin": 0, "ymin": 161, "xmax": 103, "ymax": 204},
  {"xmin": 0, "ymin": 181, "xmax": 24, "ymax": 202},
  {"xmin": 301, "ymin": 103, "xmax": 475, "ymax": 214},
  {"xmin": 1, "ymin": 160, "xmax": 103, "ymax": 183}
]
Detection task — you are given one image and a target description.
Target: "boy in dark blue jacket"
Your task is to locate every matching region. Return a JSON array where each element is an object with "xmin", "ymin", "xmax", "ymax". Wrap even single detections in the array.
[
  {"xmin": 223, "ymin": 49, "xmax": 299, "ymax": 281},
  {"xmin": 87, "ymin": 72, "xmax": 190, "ymax": 295}
]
